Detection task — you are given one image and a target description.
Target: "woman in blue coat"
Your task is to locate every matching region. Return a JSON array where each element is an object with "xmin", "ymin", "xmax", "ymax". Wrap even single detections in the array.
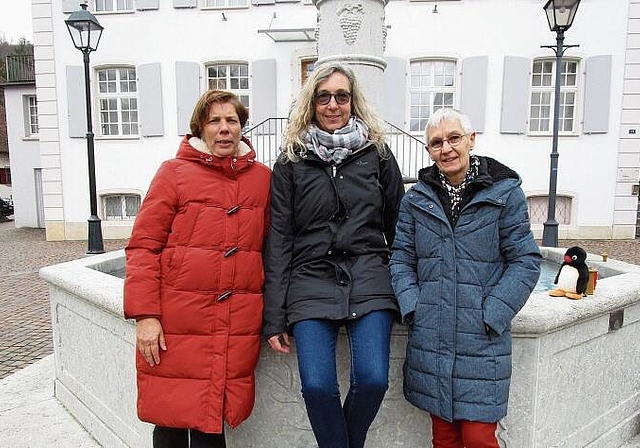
[{"xmin": 390, "ymin": 108, "xmax": 541, "ymax": 448}]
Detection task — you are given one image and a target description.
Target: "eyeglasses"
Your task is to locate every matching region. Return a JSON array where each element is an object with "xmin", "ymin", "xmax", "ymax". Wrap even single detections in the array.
[
  {"xmin": 427, "ymin": 133, "xmax": 469, "ymax": 151},
  {"xmin": 314, "ymin": 91, "xmax": 351, "ymax": 105}
]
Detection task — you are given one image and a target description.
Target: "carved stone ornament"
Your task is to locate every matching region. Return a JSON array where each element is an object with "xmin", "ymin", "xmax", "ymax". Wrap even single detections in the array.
[
  {"xmin": 381, "ymin": 15, "xmax": 387, "ymax": 52},
  {"xmin": 337, "ymin": 2, "xmax": 364, "ymax": 45},
  {"xmin": 315, "ymin": 13, "xmax": 321, "ymax": 54}
]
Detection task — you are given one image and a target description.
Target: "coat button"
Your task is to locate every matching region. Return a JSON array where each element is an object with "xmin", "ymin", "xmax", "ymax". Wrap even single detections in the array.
[
  {"xmin": 327, "ymin": 250, "xmax": 332, "ymax": 255},
  {"xmin": 224, "ymin": 247, "xmax": 238, "ymax": 257},
  {"xmin": 351, "ymin": 312, "xmax": 357, "ymax": 317}
]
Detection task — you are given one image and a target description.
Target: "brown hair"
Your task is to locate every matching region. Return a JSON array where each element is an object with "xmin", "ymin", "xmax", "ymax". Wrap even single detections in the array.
[{"xmin": 189, "ymin": 90, "xmax": 249, "ymax": 137}]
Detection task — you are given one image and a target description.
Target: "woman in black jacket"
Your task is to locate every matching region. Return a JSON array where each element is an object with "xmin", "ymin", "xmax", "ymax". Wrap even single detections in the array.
[{"xmin": 262, "ymin": 62, "xmax": 405, "ymax": 448}]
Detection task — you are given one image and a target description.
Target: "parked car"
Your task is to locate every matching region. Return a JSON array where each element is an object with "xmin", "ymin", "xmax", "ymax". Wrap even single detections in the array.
[{"xmin": 0, "ymin": 198, "xmax": 14, "ymax": 217}]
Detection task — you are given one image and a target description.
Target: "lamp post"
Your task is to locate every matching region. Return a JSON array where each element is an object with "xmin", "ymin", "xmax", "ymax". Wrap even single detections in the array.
[
  {"xmin": 540, "ymin": 0, "xmax": 580, "ymax": 247},
  {"xmin": 65, "ymin": 3, "xmax": 105, "ymax": 254}
]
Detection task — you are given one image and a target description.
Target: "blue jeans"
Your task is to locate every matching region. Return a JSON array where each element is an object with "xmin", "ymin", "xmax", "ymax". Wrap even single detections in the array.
[{"xmin": 292, "ymin": 310, "xmax": 394, "ymax": 448}]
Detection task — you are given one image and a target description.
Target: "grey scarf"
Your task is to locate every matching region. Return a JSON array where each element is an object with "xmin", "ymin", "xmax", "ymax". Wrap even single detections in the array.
[{"xmin": 303, "ymin": 117, "xmax": 368, "ymax": 164}]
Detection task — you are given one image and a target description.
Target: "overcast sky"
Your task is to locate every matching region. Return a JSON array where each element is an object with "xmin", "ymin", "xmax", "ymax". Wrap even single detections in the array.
[{"xmin": 0, "ymin": 1, "xmax": 34, "ymax": 44}]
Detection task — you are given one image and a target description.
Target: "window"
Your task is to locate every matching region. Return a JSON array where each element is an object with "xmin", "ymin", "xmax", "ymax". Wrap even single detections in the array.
[
  {"xmin": 207, "ymin": 63, "xmax": 250, "ymax": 112},
  {"xmin": 203, "ymin": 0, "xmax": 248, "ymax": 8},
  {"xmin": 301, "ymin": 59, "xmax": 317, "ymax": 87},
  {"xmin": 409, "ymin": 60, "xmax": 456, "ymax": 132},
  {"xmin": 529, "ymin": 59, "xmax": 578, "ymax": 134},
  {"xmin": 97, "ymin": 67, "xmax": 139, "ymax": 136},
  {"xmin": 102, "ymin": 194, "xmax": 141, "ymax": 220},
  {"xmin": 0, "ymin": 168, "xmax": 11, "ymax": 185},
  {"xmin": 95, "ymin": 0, "xmax": 133, "ymax": 12},
  {"xmin": 24, "ymin": 95, "xmax": 38, "ymax": 137},
  {"xmin": 527, "ymin": 195, "xmax": 572, "ymax": 225}
]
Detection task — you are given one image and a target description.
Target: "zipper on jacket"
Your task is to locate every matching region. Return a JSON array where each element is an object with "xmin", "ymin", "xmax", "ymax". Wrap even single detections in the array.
[{"xmin": 332, "ymin": 165, "xmax": 337, "ymax": 178}]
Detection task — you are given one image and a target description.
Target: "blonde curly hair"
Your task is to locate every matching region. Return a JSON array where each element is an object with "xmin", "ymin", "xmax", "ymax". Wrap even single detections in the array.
[{"xmin": 281, "ymin": 62, "xmax": 387, "ymax": 162}]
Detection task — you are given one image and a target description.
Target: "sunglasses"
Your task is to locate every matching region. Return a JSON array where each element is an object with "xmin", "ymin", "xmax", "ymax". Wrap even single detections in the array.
[{"xmin": 314, "ymin": 91, "xmax": 352, "ymax": 105}]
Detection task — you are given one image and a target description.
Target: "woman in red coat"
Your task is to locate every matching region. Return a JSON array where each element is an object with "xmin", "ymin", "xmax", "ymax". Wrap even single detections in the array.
[{"xmin": 123, "ymin": 90, "xmax": 270, "ymax": 448}]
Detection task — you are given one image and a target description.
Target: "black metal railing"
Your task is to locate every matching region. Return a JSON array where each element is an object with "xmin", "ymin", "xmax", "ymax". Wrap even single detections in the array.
[
  {"xmin": 244, "ymin": 118, "xmax": 428, "ymax": 180},
  {"xmin": 5, "ymin": 54, "xmax": 35, "ymax": 83},
  {"xmin": 384, "ymin": 120, "xmax": 427, "ymax": 181},
  {"xmin": 243, "ymin": 117, "xmax": 288, "ymax": 168}
]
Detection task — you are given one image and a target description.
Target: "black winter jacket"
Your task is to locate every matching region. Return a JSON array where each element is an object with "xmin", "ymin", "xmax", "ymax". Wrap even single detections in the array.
[{"xmin": 262, "ymin": 143, "xmax": 405, "ymax": 338}]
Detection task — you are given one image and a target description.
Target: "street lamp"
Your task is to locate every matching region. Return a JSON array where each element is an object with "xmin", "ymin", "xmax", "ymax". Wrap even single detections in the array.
[
  {"xmin": 540, "ymin": 0, "xmax": 580, "ymax": 247},
  {"xmin": 65, "ymin": 3, "xmax": 105, "ymax": 254}
]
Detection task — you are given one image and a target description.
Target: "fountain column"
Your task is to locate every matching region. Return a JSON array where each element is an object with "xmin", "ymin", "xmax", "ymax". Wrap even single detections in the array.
[{"xmin": 313, "ymin": 0, "xmax": 388, "ymax": 110}]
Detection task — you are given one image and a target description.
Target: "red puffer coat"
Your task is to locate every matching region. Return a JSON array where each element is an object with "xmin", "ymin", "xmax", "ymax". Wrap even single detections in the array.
[{"xmin": 124, "ymin": 135, "xmax": 270, "ymax": 433}]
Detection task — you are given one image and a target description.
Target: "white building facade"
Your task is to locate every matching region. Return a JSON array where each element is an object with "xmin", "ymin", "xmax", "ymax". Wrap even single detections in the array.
[
  {"xmin": 21, "ymin": 0, "xmax": 640, "ymax": 240},
  {"xmin": 3, "ymin": 76, "xmax": 41, "ymax": 226}
]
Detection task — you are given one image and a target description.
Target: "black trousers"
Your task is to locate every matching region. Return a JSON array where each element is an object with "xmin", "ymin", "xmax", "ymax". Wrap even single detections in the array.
[{"xmin": 153, "ymin": 426, "xmax": 226, "ymax": 448}]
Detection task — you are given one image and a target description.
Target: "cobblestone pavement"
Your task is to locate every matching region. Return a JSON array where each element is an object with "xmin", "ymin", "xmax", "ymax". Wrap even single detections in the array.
[
  {"xmin": 0, "ymin": 220, "xmax": 127, "ymax": 379},
  {"xmin": 557, "ymin": 239, "xmax": 640, "ymax": 265},
  {"xmin": 1, "ymin": 218, "xmax": 639, "ymax": 379}
]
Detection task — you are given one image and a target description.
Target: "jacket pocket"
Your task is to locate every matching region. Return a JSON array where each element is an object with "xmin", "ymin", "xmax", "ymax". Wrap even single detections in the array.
[{"xmin": 161, "ymin": 246, "xmax": 186, "ymax": 286}]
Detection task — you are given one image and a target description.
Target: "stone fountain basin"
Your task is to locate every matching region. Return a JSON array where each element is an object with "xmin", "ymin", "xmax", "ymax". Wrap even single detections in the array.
[{"xmin": 40, "ymin": 247, "xmax": 640, "ymax": 447}]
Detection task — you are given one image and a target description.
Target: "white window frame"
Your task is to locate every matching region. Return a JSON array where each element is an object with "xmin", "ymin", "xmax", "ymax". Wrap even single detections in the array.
[
  {"xmin": 408, "ymin": 59, "xmax": 457, "ymax": 133},
  {"xmin": 528, "ymin": 58, "xmax": 580, "ymax": 135},
  {"xmin": 95, "ymin": 0, "xmax": 134, "ymax": 12},
  {"xmin": 23, "ymin": 95, "xmax": 39, "ymax": 137},
  {"xmin": 101, "ymin": 194, "xmax": 141, "ymax": 221},
  {"xmin": 206, "ymin": 62, "xmax": 250, "ymax": 112},
  {"xmin": 202, "ymin": 0, "xmax": 248, "ymax": 9},
  {"xmin": 96, "ymin": 66, "xmax": 139, "ymax": 137}
]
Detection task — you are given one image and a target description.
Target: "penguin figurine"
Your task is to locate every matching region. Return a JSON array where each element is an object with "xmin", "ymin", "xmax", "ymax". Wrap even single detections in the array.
[{"xmin": 549, "ymin": 246, "xmax": 590, "ymax": 300}]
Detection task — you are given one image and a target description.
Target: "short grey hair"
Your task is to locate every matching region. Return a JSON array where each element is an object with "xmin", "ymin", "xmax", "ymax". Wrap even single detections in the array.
[{"xmin": 425, "ymin": 108, "xmax": 474, "ymax": 141}]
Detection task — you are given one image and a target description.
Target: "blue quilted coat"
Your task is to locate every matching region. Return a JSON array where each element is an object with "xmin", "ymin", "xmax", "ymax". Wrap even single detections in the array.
[{"xmin": 390, "ymin": 156, "xmax": 541, "ymax": 423}]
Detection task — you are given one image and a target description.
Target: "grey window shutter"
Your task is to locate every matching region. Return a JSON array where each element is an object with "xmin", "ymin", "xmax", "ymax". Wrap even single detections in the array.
[
  {"xmin": 137, "ymin": 0, "xmax": 159, "ymax": 10},
  {"xmin": 66, "ymin": 66, "xmax": 87, "ymax": 138},
  {"xmin": 175, "ymin": 61, "xmax": 200, "ymax": 135},
  {"xmin": 138, "ymin": 63, "xmax": 164, "ymax": 137},
  {"xmin": 173, "ymin": 0, "xmax": 197, "ymax": 7},
  {"xmin": 583, "ymin": 55, "xmax": 611, "ymax": 134},
  {"xmin": 383, "ymin": 57, "xmax": 406, "ymax": 127},
  {"xmin": 460, "ymin": 56, "xmax": 488, "ymax": 133},
  {"xmin": 500, "ymin": 56, "xmax": 530, "ymax": 134},
  {"xmin": 251, "ymin": 59, "xmax": 277, "ymax": 124},
  {"xmin": 62, "ymin": 0, "xmax": 80, "ymax": 13}
]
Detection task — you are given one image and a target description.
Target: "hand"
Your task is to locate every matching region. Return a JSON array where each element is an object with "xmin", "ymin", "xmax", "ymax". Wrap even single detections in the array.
[
  {"xmin": 404, "ymin": 311, "xmax": 415, "ymax": 326},
  {"xmin": 268, "ymin": 333, "xmax": 291, "ymax": 354},
  {"xmin": 136, "ymin": 317, "xmax": 167, "ymax": 366}
]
